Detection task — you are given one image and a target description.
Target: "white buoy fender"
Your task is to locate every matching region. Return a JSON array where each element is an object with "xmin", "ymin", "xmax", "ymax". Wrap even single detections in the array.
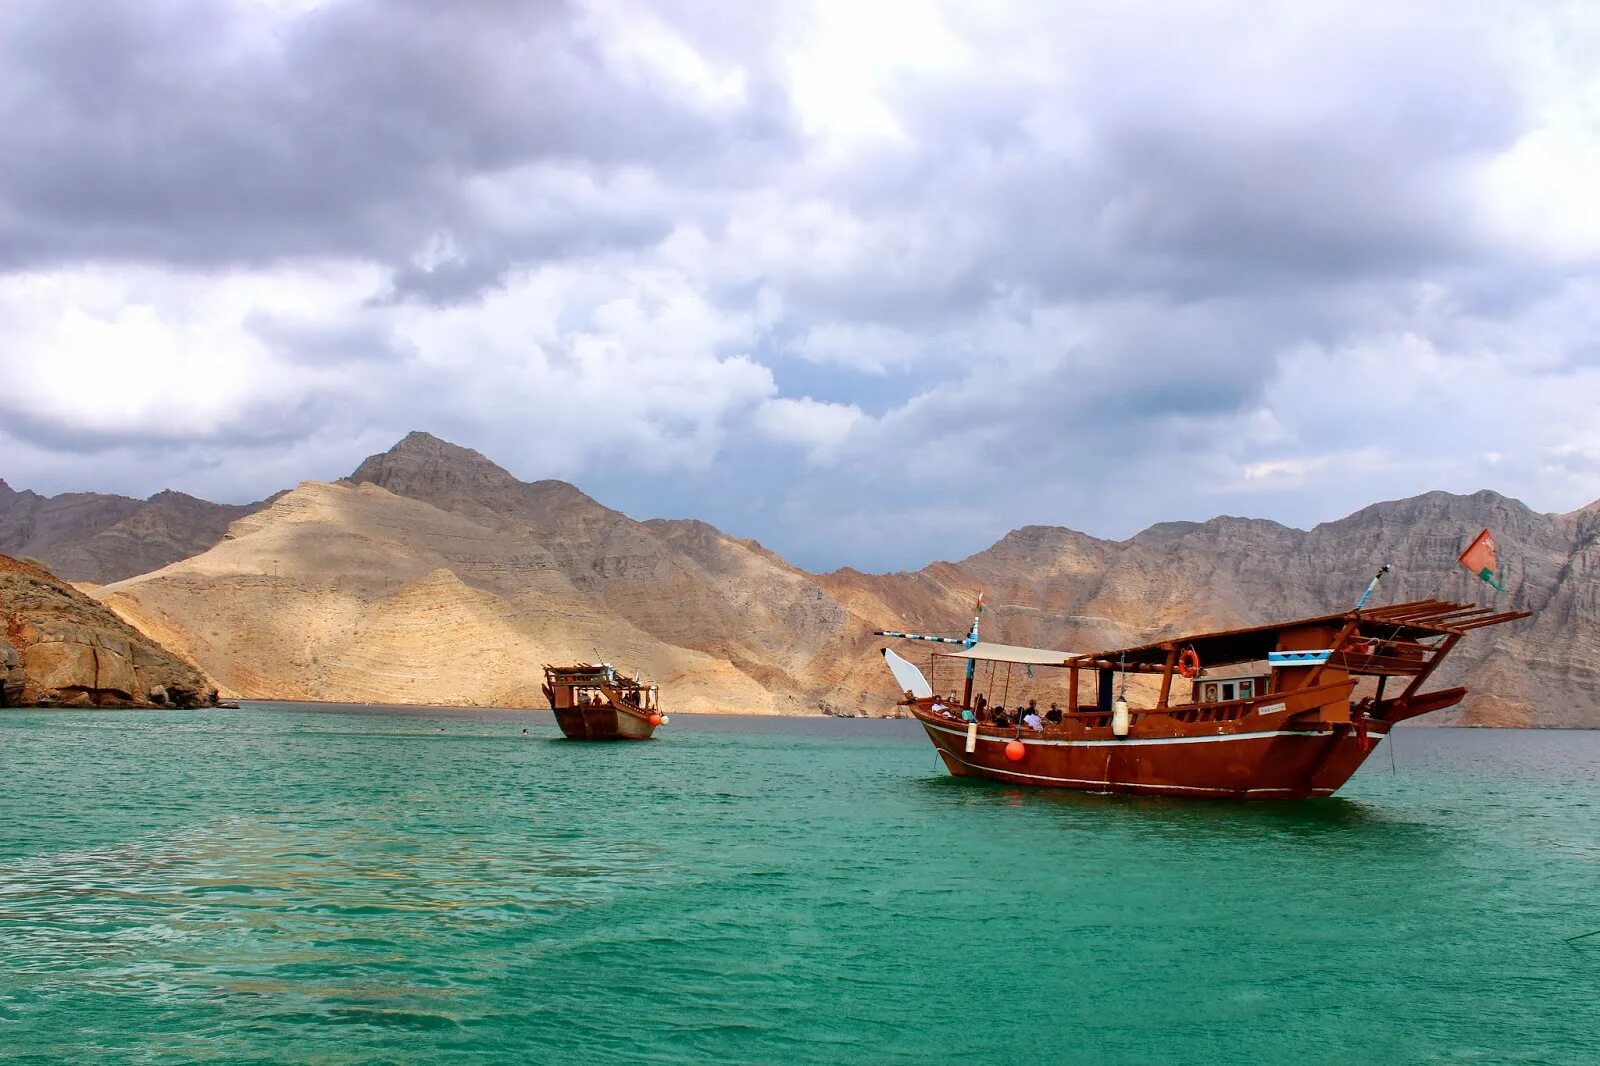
[
  {"xmin": 965, "ymin": 721, "xmax": 978, "ymax": 753},
  {"xmin": 1112, "ymin": 699, "xmax": 1130, "ymax": 738}
]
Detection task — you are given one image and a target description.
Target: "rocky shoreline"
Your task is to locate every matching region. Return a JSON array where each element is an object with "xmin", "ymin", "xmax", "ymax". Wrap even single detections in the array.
[{"xmin": 0, "ymin": 554, "xmax": 219, "ymax": 709}]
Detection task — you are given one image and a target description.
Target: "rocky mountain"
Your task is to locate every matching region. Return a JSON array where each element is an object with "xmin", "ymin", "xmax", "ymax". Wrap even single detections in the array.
[
  {"xmin": 0, "ymin": 553, "xmax": 218, "ymax": 708},
  {"xmin": 342, "ymin": 432, "xmax": 868, "ymax": 707},
  {"xmin": 89, "ymin": 475, "xmax": 796, "ymax": 712},
  {"xmin": 833, "ymin": 490, "xmax": 1598, "ymax": 728},
  {"xmin": 8, "ymin": 431, "xmax": 1595, "ymax": 724},
  {"xmin": 0, "ymin": 479, "xmax": 266, "ymax": 584}
]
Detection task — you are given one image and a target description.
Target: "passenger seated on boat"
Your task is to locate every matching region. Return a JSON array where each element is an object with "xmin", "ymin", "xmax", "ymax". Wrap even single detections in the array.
[
  {"xmin": 975, "ymin": 694, "xmax": 988, "ymax": 717},
  {"xmin": 1023, "ymin": 709, "xmax": 1044, "ymax": 731},
  {"xmin": 991, "ymin": 707, "xmax": 1009, "ymax": 727},
  {"xmin": 960, "ymin": 708, "xmax": 976, "ymax": 722},
  {"xmin": 1046, "ymin": 703, "xmax": 1062, "ymax": 724}
]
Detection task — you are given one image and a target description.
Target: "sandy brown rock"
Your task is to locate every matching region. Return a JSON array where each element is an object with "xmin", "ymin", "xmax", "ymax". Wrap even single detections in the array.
[
  {"xmin": 30, "ymin": 432, "xmax": 1600, "ymax": 726},
  {"xmin": 0, "ymin": 553, "xmax": 218, "ymax": 708},
  {"xmin": 97, "ymin": 480, "xmax": 780, "ymax": 713}
]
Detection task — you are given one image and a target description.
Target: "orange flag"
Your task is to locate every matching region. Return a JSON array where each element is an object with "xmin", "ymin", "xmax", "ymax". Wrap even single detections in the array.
[{"xmin": 1458, "ymin": 529, "xmax": 1504, "ymax": 591}]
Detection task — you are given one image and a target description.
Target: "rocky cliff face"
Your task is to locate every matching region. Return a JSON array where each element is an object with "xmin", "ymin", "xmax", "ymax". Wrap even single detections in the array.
[
  {"xmin": 17, "ymin": 432, "xmax": 1596, "ymax": 724},
  {"xmin": 0, "ymin": 479, "xmax": 265, "ymax": 583},
  {"xmin": 859, "ymin": 490, "xmax": 1598, "ymax": 727},
  {"xmin": 0, "ymin": 553, "xmax": 219, "ymax": 708},
  {"xmin": 93, "ymin": 477, "xmax": 785, "ymax": 713},
  {"xmin": 345, "ymin": 433, "xmax": 863, "ymax": 707}
]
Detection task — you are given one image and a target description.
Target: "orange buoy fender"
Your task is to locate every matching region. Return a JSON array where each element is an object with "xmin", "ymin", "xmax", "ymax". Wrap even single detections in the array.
[
  {"xmin": 1004, "ymin": 740, "xmax": 1026, "ymax": 761},
  {"xmin": 648, "ymin": 713, "xmax": 664, "ymax": 727},
  {"xmin": 1177, "ymin": 648, "xmax": 1201, "ymax": 679}
]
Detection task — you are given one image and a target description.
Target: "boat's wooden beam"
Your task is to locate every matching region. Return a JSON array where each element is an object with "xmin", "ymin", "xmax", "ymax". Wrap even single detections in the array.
[
  {"xmin": 1452, "ymin": 610, "xmax": 1532, "ymax": 630},
  {"xmin": 1157, "ymin": 646, "xmax": 1177, "ymax": 709},
  {"xmin": 1427, "ymin": 605, "xmax": 1505, "ymax": 622},
  {"xmin": 1338, "ymin": 653, "xmax": 1429, "ymax": 675},
  {"xmin": 1403, "ymin": 606, "xmax": 1496, "ymax": 626},
  {"xmin": 1400, "ymin": 632, "xmax": 1460, "ymax": 700},
  {"xmin": 1068, "ymin": 659, "xmax": 1167, "ymax": 674},
  {"xmin": 1304, "ymin": 618, "xmax": 1361, "ymax": 687},
  {"xmin": 1363, "ymin": 598, "xmax": 1458, "ymax": 617}
]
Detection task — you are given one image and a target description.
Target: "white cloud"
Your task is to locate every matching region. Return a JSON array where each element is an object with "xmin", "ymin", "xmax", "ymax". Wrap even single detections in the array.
[
  {"xmin": 2, "ymin": 0, "xmax": 1599, "ymax": 568},
  {"xmin": 0, "ymin": 262, "xmax": 381, "ymax": 440},
  {"xmin": 756, "ymin": 396, "xmax": 864, "ymax": 461}
]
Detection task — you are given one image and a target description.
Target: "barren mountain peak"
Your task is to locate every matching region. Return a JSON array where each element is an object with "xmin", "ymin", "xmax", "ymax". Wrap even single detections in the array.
[
  {"xmin": 348, "ymin": 431, "xmax": 605, "ymax": 526},
  {"xmin": 351, "ymin": 431, "xmax": 517, "ymax": 492},
  {"xmin": 1325, "ymin": 489, "xmax": 1538, "ymax": 531}
]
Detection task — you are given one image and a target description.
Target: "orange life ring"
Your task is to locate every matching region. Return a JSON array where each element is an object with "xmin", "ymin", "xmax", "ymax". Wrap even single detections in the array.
[{"xmin": 1177, "ymin": 648, "xmax": 1201, "ymax": 679}]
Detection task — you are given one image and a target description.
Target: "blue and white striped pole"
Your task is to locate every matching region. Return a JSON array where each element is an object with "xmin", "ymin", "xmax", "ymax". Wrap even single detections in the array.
[{"xmin": 1354, "ymin": 564, "xmax": 1391, "ymax": 611}]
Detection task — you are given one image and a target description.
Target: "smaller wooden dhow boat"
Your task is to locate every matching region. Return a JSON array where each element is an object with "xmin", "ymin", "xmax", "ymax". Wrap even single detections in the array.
[
  {"xmin": 542, "ymin": 663, "xmax": 668, "ymax": 740},
  {"xmin": 877, "ymin": 571, "xmax": 1528, "ymax": 800}
]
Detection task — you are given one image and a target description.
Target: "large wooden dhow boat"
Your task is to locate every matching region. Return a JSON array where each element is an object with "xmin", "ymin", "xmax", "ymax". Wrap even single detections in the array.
[
  {"xmin": 877, "ymin": 591, "xmax": 1527, "ymax": 800},
  {"xmin": 542, "ymin": 663, "xmax": 668, "ymax": 740}
]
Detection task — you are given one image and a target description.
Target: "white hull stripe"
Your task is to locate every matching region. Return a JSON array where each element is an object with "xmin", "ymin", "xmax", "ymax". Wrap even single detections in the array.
[
  {"xmin": 1269, "ymin": 650, "xmax": 1333, "ymax": 665},
  {"xmin": 933, "ymin": 750, "xmax": 1335, "ymax": 796},
  {"xmin": 920, "ymin": 719, "xmax": 1386, "ymax": 748}
]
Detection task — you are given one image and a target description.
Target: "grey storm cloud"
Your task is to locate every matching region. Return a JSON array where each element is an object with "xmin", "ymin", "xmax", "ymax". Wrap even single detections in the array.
[
  {"xmin": 0, "ymin": 0, "xmax": 796, "ymax": 279},
  {"xmin": 1, "ymin": 0, "xmax": 1597, "ymax": 570}
]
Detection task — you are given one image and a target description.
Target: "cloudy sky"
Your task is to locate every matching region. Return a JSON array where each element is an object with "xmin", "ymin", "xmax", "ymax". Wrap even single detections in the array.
[{"xmin": 2, "ymin": 1, "xmax": 1598, "ymax": 570}]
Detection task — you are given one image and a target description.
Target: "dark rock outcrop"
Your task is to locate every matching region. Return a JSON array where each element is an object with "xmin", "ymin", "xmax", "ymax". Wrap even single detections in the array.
[{"xmin": 0, "ymin": 554, "xmax": 218, "ymax": 708}]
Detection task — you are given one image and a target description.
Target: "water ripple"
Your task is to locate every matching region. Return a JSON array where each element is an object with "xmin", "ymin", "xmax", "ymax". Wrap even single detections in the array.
[{"xmin": 2, "ymin": 709, "xmax": 1598, "ymax": 1063}]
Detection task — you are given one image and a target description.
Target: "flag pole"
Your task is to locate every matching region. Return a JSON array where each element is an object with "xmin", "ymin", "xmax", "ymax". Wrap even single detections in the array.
[{"xmin": 1354, "ymin": 564, "xmax": 1390, "ymax": 611}]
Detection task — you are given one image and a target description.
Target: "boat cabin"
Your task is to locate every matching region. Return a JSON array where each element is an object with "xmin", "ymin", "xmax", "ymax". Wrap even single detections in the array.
[
  {"xmin": 543, "ymin": 664, "xmax": 659, "ymax": 712},
  {"xmin": 1058, "ymin": 600, "xmax": 1528, "ymax": 717},
  {"xmin": 1195, "ymin": 675, "xmax": 1269, "ymax": 704},
  {"xmin": 893, "ymin": 598, "xmax": 1529, "ymax": 725}
]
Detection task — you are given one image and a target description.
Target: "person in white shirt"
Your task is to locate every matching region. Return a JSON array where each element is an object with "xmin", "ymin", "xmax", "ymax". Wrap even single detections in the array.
[{"xmin": 1023, "ymin": 709, "xmax": 1045, "ymax": 731}]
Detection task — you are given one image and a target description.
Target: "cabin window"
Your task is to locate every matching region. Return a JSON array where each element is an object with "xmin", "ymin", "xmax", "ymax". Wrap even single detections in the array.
[{"xmin": 1238, "ymin": 679, "xmax": 1254, "ymax": 700}]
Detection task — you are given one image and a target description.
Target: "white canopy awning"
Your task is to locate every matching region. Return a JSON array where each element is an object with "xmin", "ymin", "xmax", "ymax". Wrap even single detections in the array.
[{"xmin": 935, "ymin": 642, "xmax": 1074, "ymax": 666}]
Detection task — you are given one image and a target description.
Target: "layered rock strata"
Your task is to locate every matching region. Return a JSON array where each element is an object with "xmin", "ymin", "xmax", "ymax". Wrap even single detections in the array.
[
  {"xmin": 0, "ymin": 553, "xmax": 218, "ymax": 708},
  {"xmin": 7, "ymin": 431, "xmax": 1595, "ymax": 724}
]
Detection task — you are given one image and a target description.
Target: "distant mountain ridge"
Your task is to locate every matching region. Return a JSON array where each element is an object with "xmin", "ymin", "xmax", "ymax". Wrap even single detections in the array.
[
  {"xmin": 0, "ymin": 478, "xmax": 268, "ymax": 584},
  {"xmin": 6, "ymin": 433, "xmax": 1596, "ymax": 724}
]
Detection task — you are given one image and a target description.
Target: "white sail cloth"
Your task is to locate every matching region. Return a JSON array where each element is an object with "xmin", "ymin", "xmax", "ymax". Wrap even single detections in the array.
[{"xmin": 881, "ymin": 647, "xmax": 934, "ymax": 698}]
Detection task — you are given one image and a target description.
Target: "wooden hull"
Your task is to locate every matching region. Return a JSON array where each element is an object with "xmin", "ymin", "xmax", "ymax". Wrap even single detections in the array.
[
  {"xmin": 552, "ymin": 705, "xmax": 657, "ymax": 741},
  {"xmin": 918, "ymin": 717, "xmax": 1385, "ymax": 799},
  {"xmin": 909, "ymin": 678, "xmax": 1422, "ymax": 800}
]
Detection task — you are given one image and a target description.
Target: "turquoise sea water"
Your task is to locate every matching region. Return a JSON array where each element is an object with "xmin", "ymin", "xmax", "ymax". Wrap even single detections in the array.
[{"xmin": 2, "ymin": 704, "xmax": 1598, "ymax": 1065}]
